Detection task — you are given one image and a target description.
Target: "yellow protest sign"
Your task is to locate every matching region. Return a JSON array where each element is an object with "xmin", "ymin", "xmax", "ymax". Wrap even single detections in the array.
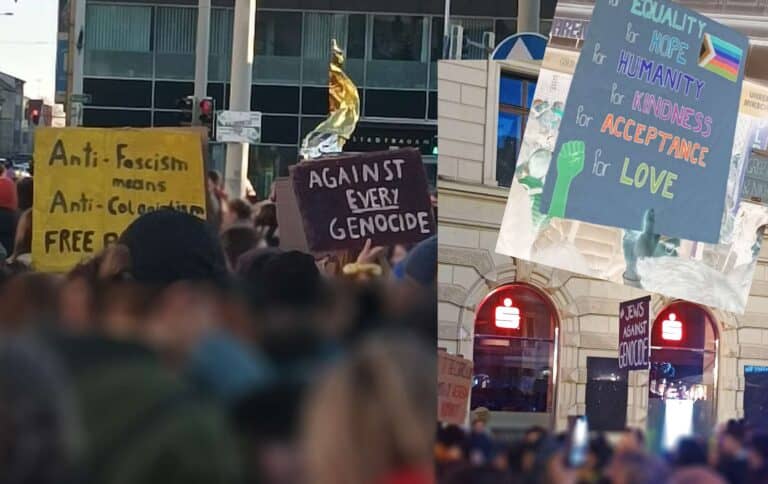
[{"xmin": 32, "ymin": 128, "xmax": 207, "ymax": 272}]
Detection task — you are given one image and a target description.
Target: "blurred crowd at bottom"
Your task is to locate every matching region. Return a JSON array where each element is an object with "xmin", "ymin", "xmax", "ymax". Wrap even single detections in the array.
[{"xmin": 0, "ymin": 174, "xmax": 438, "ymax": 484}]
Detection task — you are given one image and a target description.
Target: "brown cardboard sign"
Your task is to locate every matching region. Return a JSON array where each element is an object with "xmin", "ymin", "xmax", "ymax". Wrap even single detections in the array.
[
  {"xmin": 438, "ymin": 350, "xmax": 473, "ymax": 425},
  {"xmin": 290, "ymin": 148, "xmax": 435, "ymax": 252}
]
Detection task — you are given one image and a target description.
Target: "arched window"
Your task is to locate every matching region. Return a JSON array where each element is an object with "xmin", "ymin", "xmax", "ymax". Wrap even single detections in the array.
[
  {"xmin": 471, "ymin": 284, "xmax": 558, "ymax": 417},
  {"xmin": 647, "ymin": 301, "xmax": 718, "ymax": 452}
]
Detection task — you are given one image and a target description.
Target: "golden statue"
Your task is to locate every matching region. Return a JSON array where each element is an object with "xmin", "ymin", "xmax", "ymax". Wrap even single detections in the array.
[{"xmin": 300, "ymin": 39, "xmax": 361, "ymax": 160}]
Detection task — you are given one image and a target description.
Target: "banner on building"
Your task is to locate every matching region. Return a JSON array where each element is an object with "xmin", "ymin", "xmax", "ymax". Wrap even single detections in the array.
[
  {"xmin": 438, "ymin": 350, "xmax": 474, "ymax": 425},
  {"xmin": 495, "ymin": 0, "xmax": 768, "ymax": 314},
  {"xmin": 618, "ymin": 296, "xmax": 651, "ymax": 371},
  {"xmin": 539, "ymin": 0, "xmax": 747, "ymax": 243},
  {"xmin": 290, "ymin": 148, "xmax": 435, "ymax": 252},
  {"xmin": 32, "ymin": 128, "xmax": 206, "ymax": 272}
]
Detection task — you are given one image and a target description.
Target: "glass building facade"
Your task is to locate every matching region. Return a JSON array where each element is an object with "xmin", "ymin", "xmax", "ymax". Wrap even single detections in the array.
[{"xmin": 75, "ymin": 1, "xmax": 555, "ymax": 196}]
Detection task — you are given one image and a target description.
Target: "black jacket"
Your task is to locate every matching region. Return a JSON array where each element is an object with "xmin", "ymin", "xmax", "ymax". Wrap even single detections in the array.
[{"xmin": 0, "ymin": 208, "xmax": 17, "ymax": 255}]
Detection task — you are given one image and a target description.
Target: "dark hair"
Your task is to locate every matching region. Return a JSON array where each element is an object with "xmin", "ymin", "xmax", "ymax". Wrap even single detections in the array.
[
  {"xmin": 725, "ymin": 419, "xmax": 746, "ymax": 443},
  {"xmin": 675, "ymin": 438, "xmax": 708, "ymax": 468},
  {"xmin": 254, "ymin": 203, "xmax": 277, "ymax": 227},
  {"xmin": 220, "ymin": 226, "xmax": 258, "ymax": 270},
  {"xmin": 227, "ymin": 198, "xmax": 252, "ymax": 221},
  {"xmin": 207, "ymin": 170, "xmax": 221, "ymax": 185}
]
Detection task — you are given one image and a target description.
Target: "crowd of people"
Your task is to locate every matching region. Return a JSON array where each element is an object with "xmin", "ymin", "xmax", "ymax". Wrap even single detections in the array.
[
  {"xmin": 436, "ymin": 411, "xmax": 768, "ymax": 484},
  {"xmin": 0, "ymin": 168, "xmax": 438, "ymax": 484}
]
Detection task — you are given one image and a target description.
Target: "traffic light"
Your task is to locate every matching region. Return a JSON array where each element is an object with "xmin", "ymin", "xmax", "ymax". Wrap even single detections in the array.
[
  {"xmin": 27, "ymin": 99, "xmax": 43, "ymax": 126},
  {"xmin": 198, "ymin": 97, "xmax": 215, "ymax": 137},
  {"xmin": 177, "ymin": 95, "xmax": 193, "ymax": 125}
]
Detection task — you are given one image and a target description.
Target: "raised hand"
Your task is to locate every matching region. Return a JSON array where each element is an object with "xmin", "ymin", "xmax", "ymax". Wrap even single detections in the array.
[{"xmin": 548, "ymin": 140, "xmax": 586, "ymax": 218}]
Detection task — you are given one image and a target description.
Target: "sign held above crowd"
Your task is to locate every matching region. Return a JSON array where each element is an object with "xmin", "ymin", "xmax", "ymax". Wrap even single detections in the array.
[
  {"xmin": 290, "ymin": 148, "xmax": 435, "ymax": 252},
  {"xmin": 32, "ymin": 127, "xmax": 207, "ymax": 273}
]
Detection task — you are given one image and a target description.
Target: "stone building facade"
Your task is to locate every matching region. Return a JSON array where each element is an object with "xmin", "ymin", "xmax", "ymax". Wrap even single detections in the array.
[{"xmin": 437, "ymin": 57, "xmax": 768, "ymax": 436}]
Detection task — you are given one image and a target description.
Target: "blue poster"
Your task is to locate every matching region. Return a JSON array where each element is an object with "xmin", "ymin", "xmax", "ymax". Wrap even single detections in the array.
[{"xmin": 540, "ymin": 0, "xmax": 748, "ymax": 243}]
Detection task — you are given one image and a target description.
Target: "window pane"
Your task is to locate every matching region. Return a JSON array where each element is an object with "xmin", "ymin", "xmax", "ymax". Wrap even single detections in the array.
[
  {"xmin": 84, "ymin": 4, "xmax": 152, "ymax": 77},
  {"xmin": 540, "ymin": 20, "xmax": 553, "ymax": 37},
  {"xmin": 526, "ymin": 81, "xmax": 537, "ymax": 108},
  {"xmin": 430, "ymin": 17, "xmax": 443, "ymax": 62},
  {"xmin": 83, "ymin": 108, "xmax": 151, "ymax": 128},
  {"xmin": 156, "ymin": 7, "xmax": 197, "ymax": 80},
  {"xmin": 495, "ymin": 19, "xmax": 517, "ymax": 41},
  {"xmin": 500, "ymin": 76, "xmax": 523, "ymax": 107},
  {"xmin": 302, "ymin": 13, "xmax": 364, "ymax": 87},
  {"xmin": 744, "ymin": 366, "xmax": 768, "ymax": 433},
  {"xmin": 372, "ymin": 15, "xmax": 423, "ymax": 61},
  {"xmin": 254, "ymin": 11, "xmax": 302, "ymax": 83},
  {"xmin": 249, "ymin": 145, "xmax": 298, "ymax": 193},
  {"xmin": 368, "ymin": 15, "xmax": 427, "ymax": 89},
  {"xmin": 471, "ymin": 337, "xmax": 553, "ymax": 413},
  {"xmin": 496, "ymin": 111, "xmax": 522, "ymax": 188},
  {"xmin": 209, "ymin": 8, "xmax": 234, "ymax": 82},
  {"xmin": 453, "ymin": 17, "xmax": 494, "ymax": 60}
]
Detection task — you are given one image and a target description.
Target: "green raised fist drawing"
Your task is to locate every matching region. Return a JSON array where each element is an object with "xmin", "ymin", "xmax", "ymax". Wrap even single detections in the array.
[{"xmin": 548, "ymin": 140, "xmax": 586, "ymax": 218}]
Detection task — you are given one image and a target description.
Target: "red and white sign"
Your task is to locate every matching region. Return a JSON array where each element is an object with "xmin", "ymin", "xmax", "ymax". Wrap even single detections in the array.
[
  {"xmin": 438, "ymin": 350, "xmax": 473, "ymax": 425},
  {"xmin": 495, "ymin": 297, "xmax": 521, "ymax": 329},
  {"xmin": 662, "ymin": 313, "xmax": 683, "ymax": 341}
]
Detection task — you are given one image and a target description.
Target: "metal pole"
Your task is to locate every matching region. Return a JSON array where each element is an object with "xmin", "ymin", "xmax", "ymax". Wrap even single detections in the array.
[
  {"xmin": 517, "ymin": 0, "xmax": 541, "ymax": 34},
  {"xmin": 193, "ymin": 0, "xmax": 211, "ymax": 124},
  {"xmin": 69, "ymin": 0, "xmax": 86, "ymax": 126},
  {"xmin": 224, "ymin": 0, "xmax": 256, "ymax": 198},
  {"xmin": 442, "ymin": 0, "xmax": 451, "ymax": 59}
]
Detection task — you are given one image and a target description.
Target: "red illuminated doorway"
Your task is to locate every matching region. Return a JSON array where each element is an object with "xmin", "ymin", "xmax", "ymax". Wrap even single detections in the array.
[
  {"xmin": 647, "ymin": 301, "xmax": 719, "ymax": 453},
  {"xmin": 472, "ymin": 283, "xmax": 559, "ymax": 435}
]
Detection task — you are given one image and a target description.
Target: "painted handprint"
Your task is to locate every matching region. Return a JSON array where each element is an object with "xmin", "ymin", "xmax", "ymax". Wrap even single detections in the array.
[{"xmin": 548, "ymin": 140, "xmax": 586, "ymax": 218}]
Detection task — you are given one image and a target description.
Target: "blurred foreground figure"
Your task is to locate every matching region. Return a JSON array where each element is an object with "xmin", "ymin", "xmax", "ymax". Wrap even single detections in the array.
[
  {"xmin": 303, "ymin": 334, "xmax": 435, "ymax": 484},
  {"xmin": 0, "ymin": 339, "xmax": 79, "ymax": 484}
]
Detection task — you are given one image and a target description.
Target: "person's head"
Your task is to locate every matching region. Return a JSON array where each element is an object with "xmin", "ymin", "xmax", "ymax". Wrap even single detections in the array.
[
  {"xmin": 586, "ymin": 433, "xmax": 612, "ymax": 473},
  {"xmin": 16, "ymin": 177, "xmax": 33, "ymax": 212},
  {"xmin": 207, "ymin": 169, "xmax": 222, "ymax": 191},
  {"xmin": 254, "ymin": 202, "xmax": 278, "ymax": 228},
  {"xmin": 668, "ymin": 467, "xmax": 726, "ymax": 484},
  {"xmin": 470, "ymin": 407, "xmax": 490, "ymax": 433},
  {"xmin": 116, "ymin": 209, "xmax": 228, "ymax": 288},
  {"xmin": 302, "ymin": 334, "xmax": 435, "ymax": 484},
  {"xmin": 528, "ymin": 437, "xmax": 575, "ymax": 484},
  {"xmin": 224, "ymin": 198, "xmax": 253, "ymax": 227},
  {"xmin": 220, "ymin": 226, "xmax": 259, "ymax": 270},
  {"xmin": 402, "ymin": 235, "xmax": 436, "ymax": 288},
  {"xmin": 0, "ymin": 273, "xmax": 58, "ymax": 332},
  {"xmin": 606, "ymin": 451, "xmax": 669, "ymax": 484},
  {"xmin": 748, "ymin": 434, "xmax": 768, "ymax": 472},
  {"xmin": 720, "ymin": 419, "xmax": 746, "ymax": 457},
  {"xmin": 0, "ymin": 339, "xmax": 80, "ymax": 484},
  {"xmin": 233, "ymin": 381, "xmax": 306, "ymax": 484},
  {"xmin": 674, "ymin": 437, "xmax": 708, "ymax": 468},
  {"xmin": 58, "ymin": 257, "xmax": 101, "ymax": 333},
  {"xmin": 616, "ymin": 427, "xmax": 646, "ymax": 455},
  {"xmin": 524, "ymin": 426, "xmax": 547, "ymax": 445},
  {"xmin": 435, "ymin": 425, "xmax": 467, "ymax": 463}
]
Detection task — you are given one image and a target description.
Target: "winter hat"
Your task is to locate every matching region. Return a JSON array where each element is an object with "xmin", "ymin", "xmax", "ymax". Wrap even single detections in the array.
[
  {"xmin": 119, "ymin": 209, "xmax": 228, "ymax": 287},
  {"xmin": 403, "ymin": 235, "xmax": 436, "ymax": 287},
  {"xmin": 0, "ymin": 177, "xmax": 18, "ymax": 211}
]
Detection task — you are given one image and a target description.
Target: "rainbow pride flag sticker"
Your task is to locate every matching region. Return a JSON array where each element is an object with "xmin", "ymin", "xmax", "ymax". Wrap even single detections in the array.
[{"xmin": 699, "ymin": 33, "xmax": 743, "ymax": 82}]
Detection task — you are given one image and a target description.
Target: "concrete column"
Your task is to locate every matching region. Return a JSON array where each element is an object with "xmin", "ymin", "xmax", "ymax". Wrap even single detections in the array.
[
  {"xmin": 193, "ymin": 0, "xmax": 211, "ymax": 124},
  {"xmin": 224, "ymin": 0, "xmax": 256, "ymax": 197},
  {"xmin": 517, "ymin": 0, "xmax": 541, "ymax": 34}
]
